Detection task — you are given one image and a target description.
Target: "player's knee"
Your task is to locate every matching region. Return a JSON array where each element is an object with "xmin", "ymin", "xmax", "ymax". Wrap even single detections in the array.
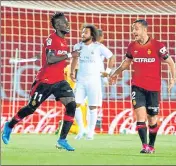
[
  {"xmin": 66, "ymin": 101, "xmax": 76, "ymax": 117},
  {"xmin": 147, "ymin": 106, "xmax": 159, "ymax": 116},
  {"xmin": 18, "ymin": 104, "xmax": 36, "ymax": 117}
]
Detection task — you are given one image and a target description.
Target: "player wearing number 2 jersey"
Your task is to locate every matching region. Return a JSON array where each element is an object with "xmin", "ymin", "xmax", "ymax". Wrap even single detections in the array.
[
  {"xmin": 2, "ymin": 12, "xmax": 80, "ymax": 151},
  {"xmin": 110, "ymin": 19, "xmax": 175, "ymax": 153}
]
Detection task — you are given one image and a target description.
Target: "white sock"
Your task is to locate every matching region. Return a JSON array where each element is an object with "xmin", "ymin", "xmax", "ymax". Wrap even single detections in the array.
[
  {"xmin": 75, "ymin": 107, "xmax": 85, "ymax": 134},
  {"xmin": 86, "ymin": 108, "xmax": 90, "ymax": 133},
  {"xmin": 87, "ymin": 108, "xmax": 98, "ymax": 137}
]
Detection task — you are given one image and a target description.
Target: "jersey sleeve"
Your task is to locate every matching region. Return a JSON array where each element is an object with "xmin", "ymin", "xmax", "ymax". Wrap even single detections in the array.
[
  {"xmin": 73, "ymin": 43, "xmax": 81, "ymax": 51},
  {"xmin": 125, "ymin": 43, "xmax": 133, "ymax": 59},
  {"xmin": 158, "ymin": 42, "xmax": 169, "ymax": 60},
  {"xmin": 45, "ymin": 36, "xmax": 55, "ymax": 49},
  {"xmin": 100, "ymin": 44, "xmax": 113, "ymax": 59}
]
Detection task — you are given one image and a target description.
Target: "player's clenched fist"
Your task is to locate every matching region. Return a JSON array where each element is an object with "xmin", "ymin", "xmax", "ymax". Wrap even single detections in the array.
[{"xmin": 71, "ymin": 50, "xmax": 80, "ymax": 58}]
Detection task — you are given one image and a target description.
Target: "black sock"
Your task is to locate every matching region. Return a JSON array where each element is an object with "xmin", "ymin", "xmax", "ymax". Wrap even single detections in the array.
[
  {"xmin": 8, "ymin": 118, "xmax": 19, "ymax": 129},
  {"xmin": 59, "ymin": 102, "xmax": 76, "ymax": 140},
  {"xmin": 8, "ymin": 105, "xmax": 35, "ymax": 128},
  {"xmin": 136, "ymin": 122, "xmax": 147, "ymax": 145},
  {"xmin": 149, "ymin": 123, "xmax": 158, "ymax": 147},
  {"xmin": 60, "ymin": 120, "xmax": 73, "ymax": 139}
]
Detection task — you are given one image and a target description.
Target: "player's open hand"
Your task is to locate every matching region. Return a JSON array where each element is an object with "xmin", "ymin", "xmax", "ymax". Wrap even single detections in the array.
[
  {"xmin": 70, "ymin": 72, "xmax": 76, "ymax": 82},
  {"xmin": 100, "ymin": 71, "xmax": 109, "ymax": 77},
  {"xmin": 168, "ymin": 78, "xmax": 175, "ymax": 94}
]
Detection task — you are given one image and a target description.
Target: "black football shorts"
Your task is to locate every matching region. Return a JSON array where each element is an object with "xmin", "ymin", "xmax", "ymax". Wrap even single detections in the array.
[
  {"xmin": 131, "ymin": 85, "xmax": 159, "ymax": 116},
  {"xmin": 29, "ymin": 80, "xmax": 75, "ymax": 108}
]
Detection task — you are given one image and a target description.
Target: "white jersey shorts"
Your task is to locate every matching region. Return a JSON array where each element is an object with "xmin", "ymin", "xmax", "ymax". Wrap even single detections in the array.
[{"xmin": 75, "ymin": 78, "xmax": 102, "ymax": 107}]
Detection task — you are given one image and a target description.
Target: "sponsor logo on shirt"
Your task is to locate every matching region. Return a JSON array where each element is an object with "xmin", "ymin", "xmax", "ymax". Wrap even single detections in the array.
[
  {"xmin": 57, "ymin": 50, "xmax": 67, "ymax": 55},
  {"xmin": 133, "ymin": 58, "xmax": 155, "ymax": 63}
]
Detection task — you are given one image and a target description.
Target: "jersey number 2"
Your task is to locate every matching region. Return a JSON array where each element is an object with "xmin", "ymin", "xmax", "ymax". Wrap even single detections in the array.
[{"xmin": 132, "ymin": 91, "xmax": 136, "ymax": 100}]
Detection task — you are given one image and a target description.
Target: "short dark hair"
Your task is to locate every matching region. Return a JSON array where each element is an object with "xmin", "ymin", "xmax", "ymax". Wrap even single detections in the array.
[
  {"xmin": 133, "ymin": 19, "xmax": 148, "ymax": 27},
  {"xmin": 83, "ymin": 24, "xmax": 98, "ymax": 42},
  {"xmin": 51, "ymin": 12, "xmax": 65, "ymax": 29}
]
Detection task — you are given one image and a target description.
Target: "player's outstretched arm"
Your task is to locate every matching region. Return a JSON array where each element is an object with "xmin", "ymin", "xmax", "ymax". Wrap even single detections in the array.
[
  {"xmin": 109, "ymin": 57, "xmax": 132, "ymax": 84},
  {"xmin": 164, "ymin": 56, "xmax": 176, "ymax": 93},
  {"xmin": 46, "ymin": 49, "xmax": 79, "ymax": 64}
]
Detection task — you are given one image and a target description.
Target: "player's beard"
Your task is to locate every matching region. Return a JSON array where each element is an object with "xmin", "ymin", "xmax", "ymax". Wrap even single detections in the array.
[
  {"xmin": 82, "ymin": 36, "xmax": 92, "ymax": 43},
  {"xmin": 61, "ymin": 29, "xmax": 70, "ymax": 35}
]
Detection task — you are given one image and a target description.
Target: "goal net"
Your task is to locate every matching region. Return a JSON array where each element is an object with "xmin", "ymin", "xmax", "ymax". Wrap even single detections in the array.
[{"xmin": 1, "ymin": 0, "xmax": 176, "ymax": 135}]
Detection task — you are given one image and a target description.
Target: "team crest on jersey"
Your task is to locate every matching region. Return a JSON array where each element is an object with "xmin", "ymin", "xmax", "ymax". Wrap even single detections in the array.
[
  {"xmin": 32, "ymin": 100, "xmax": 36, "ymax": 106},
  {"xmin": 147, "ymin": 49, "xmax": 152, "ymax": 55},
  {"xmin": 132, "ymin": 100, "xmax": 136, "ymax": 106}
]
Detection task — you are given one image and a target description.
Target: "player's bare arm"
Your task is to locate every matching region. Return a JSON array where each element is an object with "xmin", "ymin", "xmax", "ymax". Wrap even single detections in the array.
[
  {"xmin": 70, "ymin": 57, "xmax": 79, "ymax": 82},
  {"xmin": 101, "ymin": 55, "xmax": 115, "ymax": 77},
  {"xmin": 109, "ymin": 57, "xmax": 132, "ymax": 84},
  {"xmin": 164, "ymin": 56, "xmax": 176, "ymax": 93},
  {"xmin": 46, "ymin": 49, "xmax": 79, "ymax": 64}
]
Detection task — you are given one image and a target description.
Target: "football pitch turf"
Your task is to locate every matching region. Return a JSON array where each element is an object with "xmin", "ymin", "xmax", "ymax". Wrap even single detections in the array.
[{"xmin": 1, "ymin": 134, "xmax": 176, "ymax": 165}]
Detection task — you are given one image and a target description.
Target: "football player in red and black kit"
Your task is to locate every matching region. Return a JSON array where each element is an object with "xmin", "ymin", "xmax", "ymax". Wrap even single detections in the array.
[
  {"xmin": 2, "ymin": 13, "xmax": 80, "ymax": 151},
  {"xmin": 110, "ymin": 19, "xmax": 175, "ymax": 153}
]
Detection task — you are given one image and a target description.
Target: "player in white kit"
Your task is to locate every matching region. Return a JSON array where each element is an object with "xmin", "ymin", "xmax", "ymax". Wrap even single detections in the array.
[{"xmin": 70, "ymin": 24, "xmax": 115, "ymax": 140}]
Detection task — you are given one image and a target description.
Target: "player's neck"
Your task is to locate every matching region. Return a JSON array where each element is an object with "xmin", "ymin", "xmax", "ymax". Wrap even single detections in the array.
[
  {"xmin": 85, "ymin": 40, "xmax": 93, "ymax": 45},
  {"xmin": 139, "ymin": 35, "xmax": 150, "ymax": 45},
  {"xmin": 55, "ymin": 30, "xmax": 65, "ymax": 38}
]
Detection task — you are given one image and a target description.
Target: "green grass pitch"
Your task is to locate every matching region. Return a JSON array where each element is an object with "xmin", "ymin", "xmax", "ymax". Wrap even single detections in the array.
[{"xmin": 1, "ymin": 134, "xmax": 176, "ymax": 165}]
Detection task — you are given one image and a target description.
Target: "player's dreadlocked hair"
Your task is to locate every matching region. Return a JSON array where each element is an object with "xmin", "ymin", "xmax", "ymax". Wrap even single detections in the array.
[
  {"xmin": 51, "ymin": 12, "xmax": 65, "ymax": 29},
  {"xmin": 133, "ymin": 19, "xmax": 148, "ymax": 28},
  {"xmin": 83, "ymin": 24, "xmax": 98, "ymax": 42}
]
